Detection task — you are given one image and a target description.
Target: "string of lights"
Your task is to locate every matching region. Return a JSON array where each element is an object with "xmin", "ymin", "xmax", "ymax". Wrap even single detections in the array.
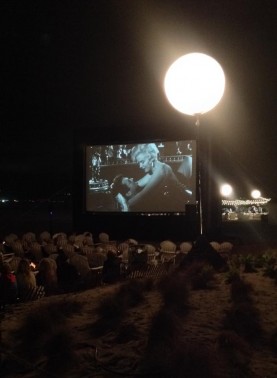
[{"xmin": 222, "ymin": 197, "xmax": 271, "ymax": 206}]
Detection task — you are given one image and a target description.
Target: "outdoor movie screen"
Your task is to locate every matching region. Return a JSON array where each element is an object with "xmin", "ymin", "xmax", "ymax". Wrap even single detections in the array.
[{"xmin": 85, "ymin": 140, "xmax": 196, "ymax": 213}]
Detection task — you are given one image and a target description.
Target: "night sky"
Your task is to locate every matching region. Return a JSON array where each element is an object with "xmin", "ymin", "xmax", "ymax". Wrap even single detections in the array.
[{"xmin": 1, "ymin": 0, "xmax": 277, "ymax": 199}]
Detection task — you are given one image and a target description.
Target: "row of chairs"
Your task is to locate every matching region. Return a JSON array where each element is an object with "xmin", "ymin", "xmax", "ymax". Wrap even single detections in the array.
[
  {"xmin": 153, "ymin": 240, "xmax": 233, "ymax": 265},
  {"xmin": 80, "ymin": 238, "xmax": 233, "ymax": 270}
]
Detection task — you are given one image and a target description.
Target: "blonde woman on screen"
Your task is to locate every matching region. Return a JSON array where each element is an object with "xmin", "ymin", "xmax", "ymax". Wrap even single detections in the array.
[{"xmin": 111, "ymin": 143, "xmax": 190, "ymax": 212}]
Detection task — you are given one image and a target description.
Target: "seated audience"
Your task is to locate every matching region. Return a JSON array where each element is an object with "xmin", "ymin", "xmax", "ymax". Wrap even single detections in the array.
[
  {"xmin": 16, "ymin": 258, "xmax": 37, "ymax": 298},
  {"xmin": 43, "ymin": 239, "xmax": 58, "ymax": 257},
  {"xmin": 28, "ymin": 241, "xmax": 44, "ymax": 264},
  {"xmin": 8, "ymin": 255, "xmax": 22, "ymax": 274},
  {"xmin": 180, "ymin": 235, "xmax": 227, "ymax": 270},
  {"xmin": 0, "ymin": 262, "xmax": 18, "ymax": 306},
  {"xmin": 128, "ymin": 245, "xmax": 148, "ymax": 271},
  {"xmin": 102, "ymin": 250, "xmax": 121, "ymax": 284},
  {"xmin": 56, "ymin": 250, "xmax": 81, "ymax": 292},
  {"xmin": 89, "ymin": 250, "xmax": 106, "ymax": 268},
  {"xmin": 36, "ymin": 258, "xmax": 59, "ymax": 296}
]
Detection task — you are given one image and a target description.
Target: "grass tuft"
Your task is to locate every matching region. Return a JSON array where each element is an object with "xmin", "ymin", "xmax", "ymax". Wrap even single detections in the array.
[
  {"xmin": 44, "ymin": 329, "xmax": 79, "ymax": 375},
  {"xmin": 184, "ymin": 261, "xmax": 216, "ymax": 290},
  {"xmin": 230, "ymin": 276, "xmax": 254, "ymax": 304},
  {"xmin": 158, "ymin": 271, "xmax": 190, "ymax": 316},
  {"xmin": 223, "ymin": 302, "xmax": 263, "ymax": 343}
]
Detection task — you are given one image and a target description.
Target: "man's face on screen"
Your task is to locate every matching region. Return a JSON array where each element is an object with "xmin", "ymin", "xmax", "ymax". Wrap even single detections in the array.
[{"xmin": 122, "ymin": 177, "xmax": 136, "ymax": 197}]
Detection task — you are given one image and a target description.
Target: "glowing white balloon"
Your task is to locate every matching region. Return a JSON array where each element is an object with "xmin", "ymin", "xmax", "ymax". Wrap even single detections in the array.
[
  {"xmin": 220, "ymin": 183, "xmax": 233, "ymax": 197},
  {"xmin": 251, "ymin": 189, "xmax": 261, "ymax": 199},
  {"xmin": 164, "ymin": 53, "xmax": 225, "ymax": 115}
]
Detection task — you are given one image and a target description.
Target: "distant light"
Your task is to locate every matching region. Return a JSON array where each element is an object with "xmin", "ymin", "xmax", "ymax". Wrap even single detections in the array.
[
  {"xmin": 164, "ymin": 53, "xmax": 225, "ymax": 115},
  {"xmin": 251, "ymin": 189, "xmax": 261, "ymax": 199},
  {"xmin": 220, "ymin": 184, "xmax": 233, "ymax": 197}
]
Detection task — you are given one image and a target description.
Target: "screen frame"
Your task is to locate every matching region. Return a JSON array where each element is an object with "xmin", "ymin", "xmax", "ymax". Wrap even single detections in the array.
[
  {"xmin": 72, "ymin": 124, "xmax": 222, "ymax": 241},
  {"xmin": 72, "ymin": 125, "xmax": 206, "ymax": 241}
]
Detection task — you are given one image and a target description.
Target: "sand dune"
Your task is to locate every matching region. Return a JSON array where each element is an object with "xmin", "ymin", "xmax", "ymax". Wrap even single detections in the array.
[{"xmin": 1, "ymin": 261, "xmax": 277, "ymax": 378}]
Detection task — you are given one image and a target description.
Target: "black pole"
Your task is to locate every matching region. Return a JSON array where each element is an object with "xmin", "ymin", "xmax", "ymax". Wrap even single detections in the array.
[{"xmin": 195, "ymin": 115, "xmax": 204, "ymax": 235}]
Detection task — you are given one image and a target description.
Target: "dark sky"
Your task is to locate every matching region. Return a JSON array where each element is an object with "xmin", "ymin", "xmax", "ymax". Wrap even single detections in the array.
[{"xmin": 1, "ymin": 0, "xmax": 277, "ymax": 199}]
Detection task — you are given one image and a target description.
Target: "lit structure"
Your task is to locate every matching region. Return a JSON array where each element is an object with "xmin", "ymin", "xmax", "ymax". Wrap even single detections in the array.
[
  {"xmin": 222, "ymin": 196, "xmax": 271, "ymax": 222},
  {"xmin": 222, "ymin": 197, "xmax": 271, "ymax": 207},
  {"xmin": 164, "ymin": 53, "xmax": 225, "ymax": 234},
  {"xmin": 221, "ymin": 185, "xmax": 270, "ymax": 222}
]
